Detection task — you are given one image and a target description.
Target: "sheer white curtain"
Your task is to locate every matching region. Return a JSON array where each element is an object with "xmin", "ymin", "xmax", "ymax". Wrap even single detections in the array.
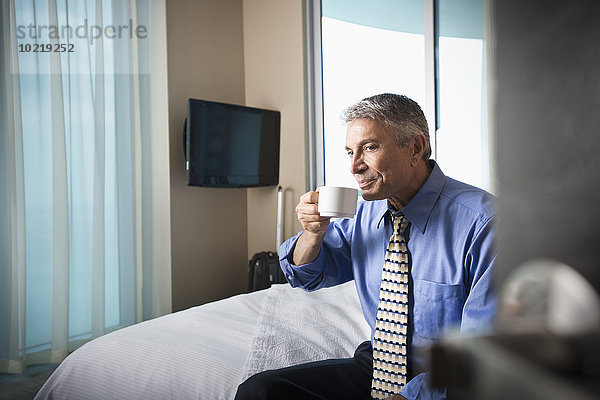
[{"xmin": 0, "ymin": 0, "xmax": 171, "ymax": 373}]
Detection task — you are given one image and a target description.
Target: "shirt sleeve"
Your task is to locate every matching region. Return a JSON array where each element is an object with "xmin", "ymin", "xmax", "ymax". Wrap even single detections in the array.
[
  {"xmin": 278, "ymin": 219, "xmax": 354, "ymax": 291},
  {"xmin": 461, "ymin": 215, "xmax": 497, "ymax": 335}
]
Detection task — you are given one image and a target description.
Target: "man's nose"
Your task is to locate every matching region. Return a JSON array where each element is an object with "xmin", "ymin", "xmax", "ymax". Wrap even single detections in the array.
[{"xmin": 350, "ymin": 153, "xmax": 366, "ymax": 175}]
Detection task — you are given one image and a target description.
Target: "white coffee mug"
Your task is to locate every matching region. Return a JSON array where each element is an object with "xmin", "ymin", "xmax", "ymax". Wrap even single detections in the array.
[{"xmin": 318, "ymin": 186, "xmax": 358, "ymax": 218}]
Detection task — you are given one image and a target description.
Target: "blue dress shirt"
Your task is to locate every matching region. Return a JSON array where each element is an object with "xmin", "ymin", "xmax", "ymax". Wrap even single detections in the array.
[{"xmin": 279, "ymin": 161, "xmax": 497, "ymax": 400}]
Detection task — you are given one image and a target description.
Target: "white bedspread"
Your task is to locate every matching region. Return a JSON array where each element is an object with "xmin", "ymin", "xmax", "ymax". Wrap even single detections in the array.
[
  {"xmin": 244, "ymin": 281, "xmax": 371, "ymax": 379},
  {"xmin": 35, "ymin": 282, "xmax": 370, "ymax": 400}
]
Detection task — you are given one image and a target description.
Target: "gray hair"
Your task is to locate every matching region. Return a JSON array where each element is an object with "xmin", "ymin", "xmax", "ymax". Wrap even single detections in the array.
[{"xmin": 342, "ymin": 93, "xmax": 431, "ymax": 160}]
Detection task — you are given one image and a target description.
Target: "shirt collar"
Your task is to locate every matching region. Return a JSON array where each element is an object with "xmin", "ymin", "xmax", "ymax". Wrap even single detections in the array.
[{"xmin": 375, "ymin": 160, "xmax": 447, "ymax": 233}]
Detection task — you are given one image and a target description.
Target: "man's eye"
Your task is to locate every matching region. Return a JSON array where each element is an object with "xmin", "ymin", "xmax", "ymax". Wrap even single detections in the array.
[
  {"xmin": 346, "ymin": 151, "xmax": 353, "ymax": 157},
  {"xmin": 365, "ymin": 145, "xmax": 376, "ymax": 151}
]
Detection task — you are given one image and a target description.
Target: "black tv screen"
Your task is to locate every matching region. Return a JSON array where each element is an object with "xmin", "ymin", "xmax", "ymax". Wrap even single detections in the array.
[{"xmin": 185, "ymin": 99, "xmax": 281, "ymax": 188}]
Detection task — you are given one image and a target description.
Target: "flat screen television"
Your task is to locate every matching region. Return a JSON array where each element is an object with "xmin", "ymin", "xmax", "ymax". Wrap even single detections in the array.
[{"xmin": 184, "ymin": 98, "xmax": 281, "ymax": 188}]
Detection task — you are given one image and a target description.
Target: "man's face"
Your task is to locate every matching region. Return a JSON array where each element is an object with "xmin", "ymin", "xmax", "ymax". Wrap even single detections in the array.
[{"xmin": 345, "ymin": 118, "xmax": 418, "ymax": 208}]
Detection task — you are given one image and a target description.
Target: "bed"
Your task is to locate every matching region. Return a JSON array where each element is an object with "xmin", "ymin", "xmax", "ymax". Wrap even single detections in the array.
[{"xmin": 35, "ymin": 281, "xmax": 371, "ymax": 400}]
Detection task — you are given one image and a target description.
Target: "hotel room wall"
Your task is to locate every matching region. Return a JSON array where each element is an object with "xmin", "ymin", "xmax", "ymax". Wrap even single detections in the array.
[
  {"xmin": 166, "ymin": 0, "xmax": 249, "ymax": 312},
  {"xmin": 243, "ymin": 0, "xmax": 306, "ymax": 257}
]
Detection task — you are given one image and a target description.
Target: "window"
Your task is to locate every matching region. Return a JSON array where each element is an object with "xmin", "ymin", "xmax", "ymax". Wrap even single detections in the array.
[
  {"xmin": 308, "ymin": 0, "xmax": 492, "ymax": 192},
  {"xmin": 436, "ymin": 0, "xmax": 490, "ymax": 189}
]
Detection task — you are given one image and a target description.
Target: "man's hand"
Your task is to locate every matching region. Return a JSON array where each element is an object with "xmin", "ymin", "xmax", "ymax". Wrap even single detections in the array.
[
  {"xmin": 296, "ymin": 190, "xmax": 330, "ymax": 235},
  {"xmin": 292, "ymin": 190, "xmax": 331, "ymax": 265}
]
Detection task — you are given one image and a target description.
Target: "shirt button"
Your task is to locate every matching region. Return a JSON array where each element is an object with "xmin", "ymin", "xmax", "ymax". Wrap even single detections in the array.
[{"xmin": 287, "ymin": 275, "xmax": 293, "ymax": 280}]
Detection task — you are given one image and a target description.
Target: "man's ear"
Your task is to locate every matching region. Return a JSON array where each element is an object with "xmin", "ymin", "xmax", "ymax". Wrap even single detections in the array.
[{"xmin": 410, "ymin": 134, "xmax": 427, "ymax": 165}]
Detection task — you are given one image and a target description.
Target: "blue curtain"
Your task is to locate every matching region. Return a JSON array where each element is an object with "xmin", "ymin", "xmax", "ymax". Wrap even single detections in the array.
[{"xmin": 0, "ymin": 0, "xmax": 171, "ymax": 373}]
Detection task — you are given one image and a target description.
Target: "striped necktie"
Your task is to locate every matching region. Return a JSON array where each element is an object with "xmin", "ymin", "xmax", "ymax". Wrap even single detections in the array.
[{"xmin": 371, "ymin": 214, "xmax": 410, "ymax": 399}]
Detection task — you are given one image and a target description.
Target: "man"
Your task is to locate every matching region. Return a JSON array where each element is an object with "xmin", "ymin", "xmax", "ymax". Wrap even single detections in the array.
[{"xmin": 235, "ymin": 94, "xmax": 496, "ymax": 400}]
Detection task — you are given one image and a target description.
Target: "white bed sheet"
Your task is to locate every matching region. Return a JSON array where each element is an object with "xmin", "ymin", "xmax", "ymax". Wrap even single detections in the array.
[{"xmin": 35, "ymin": 281, "xmax": 370, "ymax": 400}]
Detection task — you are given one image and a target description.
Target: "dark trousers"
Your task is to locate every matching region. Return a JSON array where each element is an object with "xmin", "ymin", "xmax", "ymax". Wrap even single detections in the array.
[{"xmin": 234, "ymin": 341, "xmax": 374, "ymax": 400}]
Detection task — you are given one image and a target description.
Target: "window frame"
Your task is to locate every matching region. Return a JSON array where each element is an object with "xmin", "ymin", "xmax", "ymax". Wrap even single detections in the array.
[{"xmin": 305, "ymin": 0, "xmax": 438, "ymax": 191}]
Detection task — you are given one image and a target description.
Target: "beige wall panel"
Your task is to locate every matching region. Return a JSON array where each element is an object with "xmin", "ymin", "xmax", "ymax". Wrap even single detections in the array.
[
  {"xmin": 166, "ymin": 0, "xmax": 248, "ymax": 311},
  {"xmin": 242, "ymin": 0, "xmax": 307, "ymax": 257}
]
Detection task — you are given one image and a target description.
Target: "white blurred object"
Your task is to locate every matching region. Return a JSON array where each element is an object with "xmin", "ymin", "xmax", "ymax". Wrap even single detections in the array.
[{"xmin": 498, "ymin": 258, "xmax": 600, "ymax": 336}]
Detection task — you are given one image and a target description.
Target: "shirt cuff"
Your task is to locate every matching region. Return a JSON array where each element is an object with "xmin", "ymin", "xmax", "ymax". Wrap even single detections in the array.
[{"xmin": 278, "ymin": 231, "xmax": 326, "ymax": 290}]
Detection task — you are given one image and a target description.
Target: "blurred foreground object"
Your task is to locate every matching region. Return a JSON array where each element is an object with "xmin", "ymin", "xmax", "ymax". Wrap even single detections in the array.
[
  {"xmin": 430, "ymin": 259, "xmax": 600, "ymax": 399},
  {"xmin": 498, "ymin": 259, "xmax": 600, "ymax": 336}
]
